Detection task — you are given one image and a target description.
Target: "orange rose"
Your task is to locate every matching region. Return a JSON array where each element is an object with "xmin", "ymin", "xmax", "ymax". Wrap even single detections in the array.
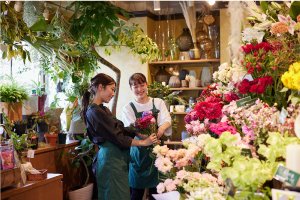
[{"xmin": 271, "ymin": 22, "xmax": 288, "ymax": 34}]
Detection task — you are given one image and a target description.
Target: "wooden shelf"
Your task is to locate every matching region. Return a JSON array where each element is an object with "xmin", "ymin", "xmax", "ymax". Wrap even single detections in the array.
[
  {"xmin": 171, "ymin": 112, "xmax": 188, "ymax": 115},
  {"xmin": 169, "ymin": 87, "xmax": 207, "ymax": 90},
  {"xmin": 150, "ymin": 59, "xmax": 220, "ymax": 65},
  {"xmin": 164, "ymin": 141, "xmax": 183, "ymax": 145}
]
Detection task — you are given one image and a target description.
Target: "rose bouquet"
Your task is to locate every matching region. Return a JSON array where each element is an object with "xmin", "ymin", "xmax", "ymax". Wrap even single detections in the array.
[{"xmin": 132, "ymin": 110, "xmax": 158, "ymax": 136}]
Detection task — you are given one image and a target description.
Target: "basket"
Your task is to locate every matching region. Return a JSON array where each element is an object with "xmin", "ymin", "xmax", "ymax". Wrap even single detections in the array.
[{"xmin": 27, "ymin": 169, "xmax": 47, "ymax": 181}]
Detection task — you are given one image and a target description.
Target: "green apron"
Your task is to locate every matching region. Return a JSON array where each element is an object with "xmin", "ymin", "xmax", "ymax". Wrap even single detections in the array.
[
  {"xmin": 89, "ymin": 103, "xmax": 130, "ymax": 200},
  {"xmin": 129, "ymin": 99, "xmax": 159, "ymax": 189},
  {"xmin": 96, "ymin": 141, "xmax": 130, "ymax": 200}
]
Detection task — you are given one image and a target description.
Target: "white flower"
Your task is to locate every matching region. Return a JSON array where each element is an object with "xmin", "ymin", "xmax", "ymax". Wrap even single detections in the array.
[
  {"xmin": 253, "ymin": 21, "xmax": 272, "ymax": 31},
  {"xmin": 241, "ymin": 27, "xmax": 265, "ymax": 43}
]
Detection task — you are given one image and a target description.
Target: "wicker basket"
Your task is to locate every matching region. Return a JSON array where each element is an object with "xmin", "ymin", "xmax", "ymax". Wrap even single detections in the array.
[{"xmin": 27, "ymin": 169, "xmax": 47, "ymax": 181}]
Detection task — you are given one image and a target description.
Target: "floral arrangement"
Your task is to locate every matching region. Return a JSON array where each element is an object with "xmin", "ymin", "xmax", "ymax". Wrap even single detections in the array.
[
  {"xmin": 152, "ymin": 1, "xmax": 300, "ymax": 199},
  {"xmin": 131, "ymin": 110, "xmax": 159, "ymax": 137}
]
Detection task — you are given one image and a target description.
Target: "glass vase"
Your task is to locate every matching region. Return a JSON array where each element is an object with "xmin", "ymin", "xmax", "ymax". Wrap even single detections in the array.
[
  {"xmin": 176, "ymin": 28, "xmax": 194, "ymax": 51},
  {"xmin": 200, "ymin": 38, "xmax": 212, "ymax": 59},
  {"xmin": 169, "ymin": 37, "xmax": 180, "ymax": 61},
  {"xmin": 189, "ymin": 43, "xmax": 201, "ymax": 60}
]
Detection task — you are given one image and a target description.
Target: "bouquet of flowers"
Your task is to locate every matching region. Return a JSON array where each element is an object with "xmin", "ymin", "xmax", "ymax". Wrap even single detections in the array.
[{"xmin": 131, "ymin": 110, "xmax": 160, "ymax": 137}]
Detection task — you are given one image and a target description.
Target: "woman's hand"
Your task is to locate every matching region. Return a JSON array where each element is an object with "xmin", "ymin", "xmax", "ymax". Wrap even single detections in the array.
[
  {"xmin": 136, "ymin": 133, "xmax": 148, "ymax": 140},
  {"xmin": 143, "ymin": 133, "xmax": 158, "ymax": 146},
  {"xmin": 157, "ymin": 126, "xmax": 166, "ymax": 139}
]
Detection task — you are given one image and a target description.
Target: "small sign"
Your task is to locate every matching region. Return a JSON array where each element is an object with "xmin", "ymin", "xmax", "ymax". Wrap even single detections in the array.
[
  {"xmin": 245, "ymin": 98, "xmax": 258, "ymax": 107},
  {"xmin": 279, "ymin": 108, "xmax": 288, "ymax": 125},
  {"xmin": 241, "ymin": 148, "xmax": 253, "ymax": 158},
  {"xmin": 27, "ymin": 150, "xmax": 35, "ymax": 158},
  {"xmin": 274, "ymin": 164, "xmax": 300, "ymax": 187},
  {"xmin": 295, "ymin": 44, "xmax": 300, "ymax": 54},
  {"xmin": 236, "ymin": 97, "xmax": 251, "ymax": 108}
]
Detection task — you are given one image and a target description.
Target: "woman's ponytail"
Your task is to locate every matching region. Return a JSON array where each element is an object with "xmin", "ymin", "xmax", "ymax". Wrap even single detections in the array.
[{"xmin": 80, "ymin": 91, "xmax": 91, "ymax": 125}]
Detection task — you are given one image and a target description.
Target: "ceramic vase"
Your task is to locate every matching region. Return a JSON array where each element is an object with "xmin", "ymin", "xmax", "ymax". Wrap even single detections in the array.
[
  {"xmin": 200, "ymin": 67, "xmax": 212, "ymax": 87},
  {"xmin": 176, "ymin": 28, "xmax": 194, "ymax": 51},
  {"xmin": 168, "ymin": 76, "xmax": 180, "ymax": 88},
  {"xmin": 189, "ymin": 70, "xmax": 197, "ymax": 88},
  {"xmin": 155, "ymin": 66, "xmax": 171, "ymax": 85}
]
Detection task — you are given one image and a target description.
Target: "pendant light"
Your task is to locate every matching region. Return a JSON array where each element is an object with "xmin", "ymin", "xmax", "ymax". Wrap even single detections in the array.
[
  {"xmin": 208, "ymin": 0, "xmax": 215, "ymax": 6},
  {"xmin": 154, "ymin": 1, "xmax": 160, "ymax": 11}
]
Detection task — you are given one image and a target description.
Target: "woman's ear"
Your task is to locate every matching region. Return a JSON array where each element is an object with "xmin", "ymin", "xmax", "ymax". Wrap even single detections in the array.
[{"xmin": 98, "ymin": 84, "xmax": 104, "ymax": 91}]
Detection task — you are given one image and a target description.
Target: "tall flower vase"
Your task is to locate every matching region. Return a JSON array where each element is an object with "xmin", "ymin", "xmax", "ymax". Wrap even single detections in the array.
[{"xmin": 38, "ymin": 94, "xmax": 47, "ymax": 113}]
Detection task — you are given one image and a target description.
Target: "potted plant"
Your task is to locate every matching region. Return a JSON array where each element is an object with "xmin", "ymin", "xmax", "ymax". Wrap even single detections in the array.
[
  {"xmin": 32, "ymin": 111, "xmax": 52, "ymax": 142},
  {"xmin": 63, "ymin": 136, "xmax": 96, "ymax": 200},
  {"xmin": 57, "ymin": 131, "xmax": 67, "ymax": 144},
  {"xmin": 48, "ymin": 94, "xmax": 64, "ymax": 135},
  {"xmin": 44, "ymin": 126, "xmax": 58, "ymax": 146},
  {"xmin": 0, "ymin": 76, "xmax": 29, "ymax": 121},
  {"xmin": 13, "ymin": 119, "xmax": 28, "ymax": 136},
  {"xmin": 27, "ymin": 124, "xmax": 38, "ymax": 149},
  {"xmin": 10, "ymin": 132, "xmax": 33, "ymax": 164},
  {"xmin": 30, "ymin": 80, "xmax": 48, "ymax": 113}
]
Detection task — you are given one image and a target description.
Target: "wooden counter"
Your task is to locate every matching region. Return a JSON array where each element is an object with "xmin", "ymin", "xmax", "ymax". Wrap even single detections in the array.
[
  {"xmin": 25, "ymin": 140, "xmax": 82, "ymax": 200},
  {"xmin": 1, "ymin": 173, "xmax": 63, "ymax": 200}
]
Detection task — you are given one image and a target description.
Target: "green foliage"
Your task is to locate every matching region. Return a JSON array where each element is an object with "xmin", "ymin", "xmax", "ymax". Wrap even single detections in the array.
[
  {"xmin": 0, "ymin": 76, "xmax": 29, "ymax": 109},
  {"xmin": 10, "ymin": 132, "xmax": 33, "ymax": 156},
  {"xmin": 30, "ymin": 79, "xmax": 47, "ymax": 97},
  {"xmin": 13, "ymin": 119, "xmax": 27, "ymax": 125},
  {"xmin": 32, "ymin": 111, "xmax": 53, "ymax": 124},
  {"xmin": 50, "ymin": 94, "xmax": 60, "ymax": 109}
]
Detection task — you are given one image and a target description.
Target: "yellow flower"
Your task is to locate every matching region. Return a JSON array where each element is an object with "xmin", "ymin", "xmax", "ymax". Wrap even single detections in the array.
[{"xmin": 281, "ymin": 62, "xmax": 300, "ymax": 90}]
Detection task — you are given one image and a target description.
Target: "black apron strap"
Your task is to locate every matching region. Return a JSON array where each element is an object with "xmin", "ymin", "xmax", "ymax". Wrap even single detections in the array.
[{"xmin": 152, "ymin": 98, "xmax": 157, "ymax": 110}]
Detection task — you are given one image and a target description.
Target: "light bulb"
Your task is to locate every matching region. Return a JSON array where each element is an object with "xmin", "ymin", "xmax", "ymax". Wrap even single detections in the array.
[
  {"xmin": 208, "ymin": 0, "xmax": 215, "ymax": 6},
  {"xmin": 14, "ymin": 1, "xmax": 22, "ymax": 12},
  {"xmin": 154, "ymin": 1, "xmax": 161, "ymax": 11}
]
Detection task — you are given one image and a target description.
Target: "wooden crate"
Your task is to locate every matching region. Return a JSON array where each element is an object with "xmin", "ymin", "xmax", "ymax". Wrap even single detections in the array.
[{"xmin": 1, "ymin": 167, "xmax": 21, "ymax": 189}]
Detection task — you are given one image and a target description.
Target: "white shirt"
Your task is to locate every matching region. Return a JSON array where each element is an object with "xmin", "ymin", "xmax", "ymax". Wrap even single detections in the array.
[{"xmin": 122, "ymin": 97, "xmax": 172, "ymax": 136}]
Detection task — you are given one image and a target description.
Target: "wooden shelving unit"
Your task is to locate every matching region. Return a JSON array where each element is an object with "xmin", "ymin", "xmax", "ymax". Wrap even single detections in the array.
[
  {"xmin": 171, "ymin": 112, "xmax": 188, "ymax": 115},
  {"xmin": 164, "ymin": 141, "xmax": 183, "ymax": 145},
  {"xmin": 150, "ymin": 59, "xmax": 220, "ymax": 65},
  {"xmin": 169, "ymin": 87, "xmax": 207, "ymax": 90}
]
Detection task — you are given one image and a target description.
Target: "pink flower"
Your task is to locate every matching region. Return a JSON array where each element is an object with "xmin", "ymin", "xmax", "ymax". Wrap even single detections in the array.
[
  {"xmin": 166, "ymin": 149, "xmax": 177, "ymax": 159},
  {"xmin": 155, "ymin": 154, "xmax": 173, "ymax": 173},
  {"xmin": 201, "ymin": 173, "xmax": 218, "ymax": 183},
  {"xmin": 173, "ymin": 178, "xmax": 182, "ymax": 186},
  {"xmin": 164, "ymin": 179, "xmax": 177, "ymax": 192},
  {"xmin": 157, "ymin": 182, "xmax": 165, "ymax": 194},
  {"xmin": 176, "ymin": 170, "xmax": 187, "ymax": 179},
  {"xmin": 277, "ymin": 14, "xmax": 296, "ymax": 35}
]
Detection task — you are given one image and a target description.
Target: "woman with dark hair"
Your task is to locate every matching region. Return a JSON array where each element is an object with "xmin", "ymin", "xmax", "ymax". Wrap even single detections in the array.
[
  {"xmin": 122, "ymin": 73, "xmax": 172, "ymax": 200},
  {"xmin": 80, "ymin": 73, "xmax": 158, "ymax": 200}
]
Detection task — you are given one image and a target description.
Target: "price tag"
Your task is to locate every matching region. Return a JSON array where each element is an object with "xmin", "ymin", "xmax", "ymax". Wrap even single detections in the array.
[
  {"xmin": 241, "ymin": 148, "xmax": 253, "ymax": 158},
  {"xmin": 274, "ymin": 164, "xmax": 300, "ymax": 187},
  {"xmin": 236, "ymin": 97, "xmax": 251, "ymax": 108},
  {"xmin": 279, "ymin": 108, "xmax": 288, "ymax": 125},
  {"xmin": 27, "ymin": 150, "xmax": 35, "ymax": 158}
]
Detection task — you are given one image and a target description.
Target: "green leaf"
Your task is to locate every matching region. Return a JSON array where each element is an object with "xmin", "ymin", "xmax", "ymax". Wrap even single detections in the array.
[
  {"xmin": 289, "ymin": 1, "xmax": 300, "ymax": 21},
  {"xmin": 120, "ymin": 10, "xmax": 130, "ymax": 19},
  {"xmin": 29, "ymin": 18, "xmax": 47, "ymax": 31},
  {"xmin": 74, "ymin": 161, "xmax": 80, "ymax": 168},
  {"xmin": 260, "ymin": 1, "xmax": 269, "ymax": 14},
  {"xmin": 67, "ymin": 149, "xmax": 72, "ymax": 156},
  {"xmin": 87, "ymin": 159, "xmax": 92, "ymax": 166},
  {"xmin": 120, "ymin": 20, "xmax": 126, "ymax": 26},
  {"xmin": 107, "ymin": 28, "xmax": 115, "ymax": 36},
  {"xmin": 61, "ymin": 151, "xmax": 65, "ymax": 157},
  {"xmin": 114, "ymin": 28, "xmax": 121, "ymax": 36},
  {"xmin": 123, "ymin": 29, "xmax": 132, "ymax": 38},
  {"xmin": 72, "ymin": 115, "xmax": 81, "ymax": 122},
  {"xmin": 2, "ymin": 51, "xmax": 7, "ymax": 59},
  {"xmin": 291, "ymin": 97, "xmax": 300, "ymax": 105},
  {"xmin": 279, "ymin": 87, "xmax": 289, "ymax": 92},
  {"xmin": 76, "ymin": 135, "xmax": 84, "ymax": 141},
  {"xmin": 111, "ymin": 20, "xmax": 120, "ymax": 27},
  {"xmin": 124, "ymin": 26, "xmax": 136, "ymax": 31}
]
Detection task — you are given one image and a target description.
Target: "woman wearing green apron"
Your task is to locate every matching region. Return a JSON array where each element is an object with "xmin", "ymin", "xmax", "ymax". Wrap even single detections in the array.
[
  {"xmin": 122, "ymin": 73, "xmax": 172, "ymax": 200},
  {"xmin": 80, "ymin": 73, "xmax": 158, "ymax": 200}
]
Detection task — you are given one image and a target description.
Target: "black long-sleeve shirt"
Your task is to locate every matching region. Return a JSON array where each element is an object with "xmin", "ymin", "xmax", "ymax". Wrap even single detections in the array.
[{"xmin": 86, "ymin": 104, "xmax": 136, "ymax": 150}]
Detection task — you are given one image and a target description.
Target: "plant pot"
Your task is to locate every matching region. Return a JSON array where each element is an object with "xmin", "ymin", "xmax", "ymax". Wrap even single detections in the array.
[
  {"xmin": 31, "ymin": 137, "xmax": 39, "ymax": 149},
  {"xmin": 69, "ymin": 112, "xmax": 86, "ymax": 135},
  {"xmin": 58, "ymin": 134, "xmax": 67, "ymax": 144},
  {"xmin": 37, "ymin": 123, "xmax": 48, "ymax": 143},
  {"xmin": 8, "ymin": 102, "xmax": 22, "ymax": 121},
  {"xmin": 44, "ymin": 134, "xmax": 58, "ymax": 146},
  {"xmin": 69, "ymin": 183, "xmax": 94, "ymax": 200},
  {"xmin": 38, "ymin": 94, "xmax": 47, "ymax": 113},
  {"xmin": 14, "ymin": 124, "xmax": 27, "ymax": 136},
  {"xmin": 23, "ymin": 115, "xmax": 35, "ymax": 129}
]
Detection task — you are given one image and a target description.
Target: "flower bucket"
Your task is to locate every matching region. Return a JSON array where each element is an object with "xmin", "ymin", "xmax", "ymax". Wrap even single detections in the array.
[
  {"xmin": 68, "ymin": 183, "xmax": 93, "ymax": 200},
  {"xmin": 44, "ymin": 134, "xmax": 57, "ymax": 146}
]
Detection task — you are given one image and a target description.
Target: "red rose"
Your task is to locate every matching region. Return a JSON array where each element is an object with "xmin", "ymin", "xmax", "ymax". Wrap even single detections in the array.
[
  {"xmin": 257, "ymin": 85, "xmax": 266, "ymax": 94},
  {"xmin": 265, "ymin": 76, "xmax": 273, "ymax": 85},
  {"xmin": 248, "ymin": 67, "xmax": 255, "ymax": 74},
  {"xmin": 258, "ymin": 78, "xmax": 267, "ymax": 86},
  {"xmin": 238, "ymin": 85, "xmax": 250, "ymax": 94},
  {"xmin": 224, "ymin": 92, "xmax": 240, "ymax": 102},
  {"xmin": 249, "ymin": 84, "xmax": 258, "ymax": 93}
]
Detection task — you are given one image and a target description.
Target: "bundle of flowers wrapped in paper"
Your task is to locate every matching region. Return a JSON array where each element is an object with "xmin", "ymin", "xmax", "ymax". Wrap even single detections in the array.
[{"xmin": 130, "ymin": 110, "xmax": 159, "ymax": 137}]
